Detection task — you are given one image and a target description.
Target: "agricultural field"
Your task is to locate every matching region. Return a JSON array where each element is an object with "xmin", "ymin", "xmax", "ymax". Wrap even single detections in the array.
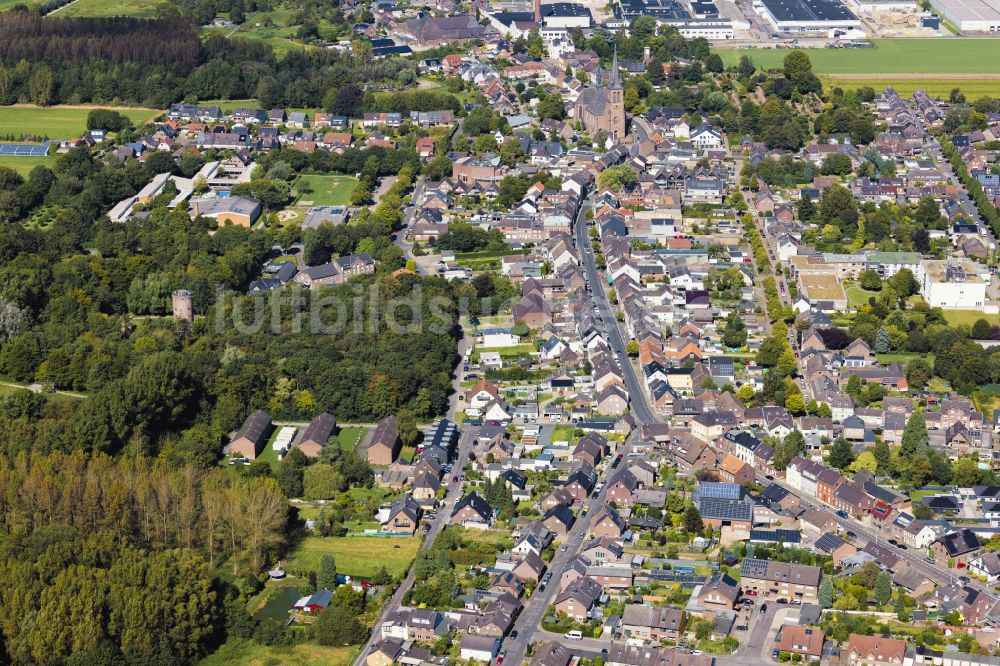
[
  {"xmin": 718, "ymin": 39, "xmax": 1000, "ymax": 74},
  {"xmin": 295, "ymin": 175, "xmax": 358, "ymax": 207},
  {"xmin": 0, "ymin": 106, "xmax": 157, "ymax": 140},
  {"xmin": 55, "ymin": 0, "xmax": 168, "ymax": 17},
  {"xmin": 288, "ymin": 535, "xmax": 420, "ymax": 579},
  {"xmin": 821, "ymin": 77, "xmax": 1000, "ymax": 98}
]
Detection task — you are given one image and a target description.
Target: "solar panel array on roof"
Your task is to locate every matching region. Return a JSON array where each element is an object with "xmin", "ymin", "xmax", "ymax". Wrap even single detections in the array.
[
  {"xmin": 740, "ymin": 557, "xmax": 769, "ymax": 578},
  {"xmin": 617, "ymin": 0, "xmax": 691, "ymax": 20},
  {"xmin": 0, "ymin": 143, "xmax": 49, "ymax": 156},
  {"xmin": 814, "ymin": 533, "xmax": 847, "ymax": 553},
  {"xmin": 698, "ymin": 496, "xmax": 753, "ymax": 522},
  {"xmin": 760, "ymin": 0, "xmax": 857, "ymax": 22},
  {"xmin": 697, "ymin": 481, "xmax": 744, "ymax": 500},
  {"xmin": 750, "ymin": 529, "xmax": 802, "ymax": 544}
]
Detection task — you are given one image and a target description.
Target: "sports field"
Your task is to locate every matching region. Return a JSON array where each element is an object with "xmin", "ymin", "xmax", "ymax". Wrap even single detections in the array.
[
  {"xmin": 55, "ymin": 0, "xmax": 168, "ymax": 17},
  {"xmin": 294, "ymin": 175, "xmax": 358, "ymax": 207},
  {"xmin": 718, "ymin": 39, "xmax": 1000, "ymax": 74},
  {"xmin": 0, "ymin": 106, "xmax": 158, "ymax": 139}
]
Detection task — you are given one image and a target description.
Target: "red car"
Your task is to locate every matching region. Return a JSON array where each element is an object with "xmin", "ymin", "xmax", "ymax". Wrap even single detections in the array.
[{"xmin": 452, "ymin": 476, "xmax": 458, "ymax": 482}]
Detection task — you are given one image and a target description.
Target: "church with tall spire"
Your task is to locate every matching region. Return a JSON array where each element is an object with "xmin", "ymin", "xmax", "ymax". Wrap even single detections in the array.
[{"xmin": 572, "ymin": 46, "xmax": 626, "ymax": 144}]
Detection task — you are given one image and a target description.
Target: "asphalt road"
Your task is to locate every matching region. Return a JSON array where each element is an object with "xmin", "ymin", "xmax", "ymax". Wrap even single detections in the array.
[
  {"xmin": 394, "ymin": 177, "xmax": 427, "ymax": 271},
  {"xmin": 573, "ymin": 193, "xmax": 657, "ymax": 426},
  {"xmin": 773, "ymin": 477, "xmax": 994, "ymax": 600},
  {"xmin": 498, "ymin": 445, "xmax": 636, "ymax": 666},
  {"xmin": 352, "ymin": 426, "xmax": 477, "ymax": 666}
]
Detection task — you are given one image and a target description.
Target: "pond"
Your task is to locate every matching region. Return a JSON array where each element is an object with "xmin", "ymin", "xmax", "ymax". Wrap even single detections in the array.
[{"xmin": 254, "ymin": 585, "xmax": 300, "ymax": 622}]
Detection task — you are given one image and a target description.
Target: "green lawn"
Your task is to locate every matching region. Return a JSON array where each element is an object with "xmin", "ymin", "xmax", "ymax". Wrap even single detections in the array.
[
  {"xmin": 0, "ymin": 106, "xmax": 157, "ymax": 140},
  {"xmin": 941, "ymin": 310, "xmax": 1000, "ymax": 327},
  {"xmin": 288, "ymin": 535, "xmax": 420, "ymax": 579},
  {"xmin": 294, "ymin": 175, "xmax": 358, "ymax": 207},
  {"xmin": 877, "ymin": 352, "xmax": 934, "ymax": 366},
  {"xmin": 551, "ymin": 426, "xmax": 577, "ymax": 443},
  {"xmin": 718, "ymin": 39, "xmax": 1000, "ymax": 73},
  {"xmin": 57, "ymin": 0, "xmax": 168, "ymax": 16},
  {"xmin": 0, "ymin": 155, "xmax": 57, "ymax": 177},
  {"xmin": 337, "ymin": 426, "xmax": 367, "ymax": 451},
  {"xmin": 199, "ymin": 638, "xmax": 356, "ymax": 666},
  {"xmin": 846, "ymin": 285, "xmax": 879, "ymax": 308}
]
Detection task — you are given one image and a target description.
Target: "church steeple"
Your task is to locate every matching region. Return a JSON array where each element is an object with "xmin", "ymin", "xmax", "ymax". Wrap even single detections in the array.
[{"xmin": 608, "ymin": 46, "xmax": 622, "ymax": 90}]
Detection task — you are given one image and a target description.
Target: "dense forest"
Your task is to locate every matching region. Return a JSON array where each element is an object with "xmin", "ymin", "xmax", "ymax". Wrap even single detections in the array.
[
  {"xmin": 0, "ymin": 447, "xmax": 286, "ymax": 664},
  {"xmin": 0, "ymin": 9, "xmax": 419, "ymax": 107},
  {"xmin": 0, "ymin": 151, "xmax": 462, "ymax": 663}
]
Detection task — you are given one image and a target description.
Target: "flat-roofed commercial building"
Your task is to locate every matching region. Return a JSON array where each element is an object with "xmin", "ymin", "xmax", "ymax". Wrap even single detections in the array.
[
  {"xmin": 929, "ymin": 0, "xmax": 1000, "ymax": 31},
  {"xmin": 754, "ymin": 0, "xmax": 862, "ymax": 31}
]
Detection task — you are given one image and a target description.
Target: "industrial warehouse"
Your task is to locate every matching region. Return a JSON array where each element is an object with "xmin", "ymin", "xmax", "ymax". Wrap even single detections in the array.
[{"xmin": 753, "ymin": 0, "xmax": 862, "ymax": 32}]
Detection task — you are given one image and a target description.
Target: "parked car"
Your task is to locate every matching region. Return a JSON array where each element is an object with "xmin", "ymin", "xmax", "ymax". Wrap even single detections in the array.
[{"xmin": 836, "ymin": 510, "xmax": 849, "ymax": 518}]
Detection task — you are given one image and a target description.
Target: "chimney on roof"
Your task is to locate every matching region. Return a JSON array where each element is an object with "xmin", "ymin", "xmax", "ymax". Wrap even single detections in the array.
[{"xmin": 534, "ymin": 0, "xmax": 541, "ymax": 23}]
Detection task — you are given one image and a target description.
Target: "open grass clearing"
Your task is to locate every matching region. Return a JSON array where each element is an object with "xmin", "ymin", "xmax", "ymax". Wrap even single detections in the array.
[
  {"xmin": 57, "ymin": 0, "xmax": 168, "ymax": 16},
  {"xmin": 199, "ymin": 638, "xmax": 356, "ymax": 666},
  {"xmin": 0, "ymin": 155, "xmax": 56, "ymax": 177},
  {"xmin": 288, "ymin": 535, "xmax": 419, "ymax": 579},
  {"xmin": 846, "ymin": 285, "xmax": 880, "ymax": 308},
  {"xmin": 294, "ymin": 174, "xmax": 358, "ymax": 207},
  {"xmin": 876, "ymin": 352, "xmax": 934, "ymax": 366},
  {"xmin": 718, "ymin": 39, "xmax": 1000, "ymax": 74},
  {"xmin": 940, "ymin": 309, "xmax": 1000, "ymax": 327},
  {"xmin": 0, "ymin": 106, "xmax": 157, "ymax": 139}
]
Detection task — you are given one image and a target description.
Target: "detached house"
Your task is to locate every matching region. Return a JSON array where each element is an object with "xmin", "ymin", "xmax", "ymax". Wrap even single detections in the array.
[
  {"xmin": 383, "ymin": 494, "xmax": 423, "ymax": 534},
  {"xmin": 451, "ymin": 491, "xmax": 495, "ymax": 528}
]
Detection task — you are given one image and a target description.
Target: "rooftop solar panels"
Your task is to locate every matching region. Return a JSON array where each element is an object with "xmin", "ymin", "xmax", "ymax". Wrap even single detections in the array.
[
  {"xmin": 740, "ymin": 557, "xmax": 770, "ymax": 578},
  {"xmin": 0, "ymin": 143, "xmax": 49, "ymax": 157},
  {"xmin": 760, "ymin": 0, "xmax": 857, "ymax": 22},
  {"xmin": 618, "ymin": 0, "xmax": 691, "ymax": 20},
  {"xmin": 697, "ymin": 496, "xmax": 753, "ymax": 522},
  {"xmin": 697, "ymin": 481, "xmax": 744, "ymax": 500},
  {"xmin": 814, "ymin": 533, "xmax": 847, "ymax": 553}
]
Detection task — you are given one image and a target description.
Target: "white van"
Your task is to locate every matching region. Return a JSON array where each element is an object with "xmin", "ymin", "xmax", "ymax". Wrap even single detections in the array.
[{"xmin": 564, "ymin": 630, "xmax": 583, "ymax": 640}]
